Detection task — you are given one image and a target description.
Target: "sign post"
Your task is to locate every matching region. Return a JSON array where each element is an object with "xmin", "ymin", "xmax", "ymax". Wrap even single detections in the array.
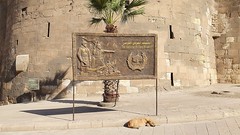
[
  {"xmin": 72, "ymin": 81, "xmax": 75, "ymax": 121},
  {"xmin": 156, "ymin": 79, "xmax": 158, "ymax": 116}
]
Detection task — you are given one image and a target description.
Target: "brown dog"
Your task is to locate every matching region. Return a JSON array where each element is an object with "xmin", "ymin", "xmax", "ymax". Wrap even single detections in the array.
[{"xmin": 126, "ymin": 117, "xmax": 155, "ymax": 129}]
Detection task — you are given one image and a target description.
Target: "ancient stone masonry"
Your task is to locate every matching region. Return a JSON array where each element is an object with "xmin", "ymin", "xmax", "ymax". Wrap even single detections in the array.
[
  {"xmin": 0, "ymin": 0, "xmax": 8, "ymax": 101},
  {"xmin": 214, "ymin": 0, "xmax": 240, "ymax": 83},
  {"xmin": 0, "ymin": 0, "xmax": 224, "ymax": 103}
]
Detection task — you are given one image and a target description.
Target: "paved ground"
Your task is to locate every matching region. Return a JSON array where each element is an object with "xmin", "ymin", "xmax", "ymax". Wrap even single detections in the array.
[
  {"xmin": 2, "ymin": 116, "xmax": 240, "ymax": 135},
  {"xmin": 1, "ymin": 84, "xmax": 240, "ymax": 133}
]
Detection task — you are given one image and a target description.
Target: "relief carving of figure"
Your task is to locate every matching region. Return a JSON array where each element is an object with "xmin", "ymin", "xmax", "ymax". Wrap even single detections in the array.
[
  {"xmin": 92, "ymin": 41, "xmax": 106, "ymax": 68},
  {"xmin": 77, "ymin": 37, "xmax": 91, "ymax": 74}
]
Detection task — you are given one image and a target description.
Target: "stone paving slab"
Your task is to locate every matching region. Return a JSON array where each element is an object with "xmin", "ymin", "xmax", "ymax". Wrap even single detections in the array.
[{"xmin": 1, "ymin": 84, "xmax": 240, "ymax": 132}]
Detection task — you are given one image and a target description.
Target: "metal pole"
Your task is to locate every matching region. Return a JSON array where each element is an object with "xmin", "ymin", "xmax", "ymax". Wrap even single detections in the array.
[
  {"xmin": 156, "ymin": 78, "xmax": 158, "ymax": 116},
  {"xmin": 73, "ymin": 81, "xmax": 75, "ymax": 121},
  {"xmin": 72, "ymin": 34, "xmax": 76, "ymax": 121}
]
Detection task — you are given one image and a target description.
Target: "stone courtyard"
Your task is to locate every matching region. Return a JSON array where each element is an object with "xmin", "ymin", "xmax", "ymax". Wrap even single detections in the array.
[{"xmin": 0, "ymin": 84, "xmax": 240, "ymax": 133}]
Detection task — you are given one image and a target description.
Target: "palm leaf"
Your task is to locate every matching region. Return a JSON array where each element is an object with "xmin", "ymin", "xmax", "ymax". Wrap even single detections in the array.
[
  {"xmin": 121, "ymin": 7, "xmax": 145, "ymax": 23},
  {"xmin": 111, "ymin": 0, "xmax": 125, "ymax": 12},
  {"xmin": 88, "ymin": 0, "xmax": 108, "ymax": 13},
  {"xmin": 125, "ymin": 0, "xmax": 147, "ymax": 10},
  {"xmin": 90, "ymin": 17, "xmax": 104, "ymax": 25}
]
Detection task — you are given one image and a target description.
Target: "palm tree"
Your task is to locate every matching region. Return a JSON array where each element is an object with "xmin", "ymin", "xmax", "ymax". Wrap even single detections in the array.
[
  {"xmin": 88, "ymin": 0, "xmax": 147, "ymax": 103},
  {"xmin": 88, "ymin": 0, "xmax": 147, "ymax": 33}
]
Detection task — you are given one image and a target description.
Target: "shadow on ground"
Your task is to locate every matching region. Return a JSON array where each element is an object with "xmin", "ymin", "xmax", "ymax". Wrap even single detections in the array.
[
  {"xmin": 22, "ymin": 106, "xmax": 115, "ymax": 116},
  {"xmin": 51, "ymin": 99, "xmax": 100, "ymax": 106}
]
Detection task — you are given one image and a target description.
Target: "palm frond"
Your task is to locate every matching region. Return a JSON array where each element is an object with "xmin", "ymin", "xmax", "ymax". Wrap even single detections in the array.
[
  {"xmin": 88, "ymin": 0, "xmax": 108, "ymax": 13},
  {"xmin": 111, "ymin": 0, "xmax": 125, "ymax": 12},
  {"xmin": 90, "ymin": 17, "xmax": 104, "ymax": 25},
  {"xmin": 125, "ymin": 0, "xmax": 147, "ymax": 10},
  {"xmin": 121, "ymin": 7, "xmax": 145, "ymax": 23}
]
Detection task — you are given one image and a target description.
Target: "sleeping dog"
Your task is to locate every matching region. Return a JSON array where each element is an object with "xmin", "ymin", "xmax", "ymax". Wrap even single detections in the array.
[{"xmin": 126, "ymin": 117, "xmax": 156, "ymax": 129}]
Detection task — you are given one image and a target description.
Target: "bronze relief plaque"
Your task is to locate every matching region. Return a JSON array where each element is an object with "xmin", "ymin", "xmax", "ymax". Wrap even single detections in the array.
[{"xmin": 72, "ymin": 33, "xmax": 157, "ymax": 80}]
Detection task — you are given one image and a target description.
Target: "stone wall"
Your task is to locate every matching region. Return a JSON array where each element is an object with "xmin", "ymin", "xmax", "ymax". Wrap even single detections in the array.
[
  {"xmin": 214, "ymin": 0, "xmax": 240, "ymax": 83},
  {"xmin": 0, "ymin": 0, "xmax": 219, "ymax": 100},
  {"xmin": 118, "ymin": 0, "xmax": 219, "ymax": 90},
  {"xmin": 0, "ymin": 0, "xmax": 7, "ymax": 100},
  {"xmin": 141, "ymin": 0, "xmax": 217, "ymax": 87}
]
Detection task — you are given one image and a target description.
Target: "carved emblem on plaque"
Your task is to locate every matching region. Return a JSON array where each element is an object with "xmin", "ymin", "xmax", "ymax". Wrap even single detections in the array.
[{"xmin": 127, "ymin": 52, "xmax": 147, "ymax": 71}]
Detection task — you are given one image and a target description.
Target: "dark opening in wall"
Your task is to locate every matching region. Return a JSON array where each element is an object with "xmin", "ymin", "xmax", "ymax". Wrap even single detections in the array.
[
  {"xmin": 14, "ymin": 40, "xmax": 18, "ymax": 54},
  {"xmin": 47, "ymin": 22, "xmax": 50, "ymax": 37},
  {"xmin": 21, "ymin": 7, "xmax": 28, "ymax": 18},
  {"xmin": 212, "ymin": 35, "xmax": 220, "ymax": 40},
  {"xmin": 171, "ymin": 72, "xmax": 174, "ymax": 86},
  {"xmin": 169, "ymin": 25, "xmax": 175, "ymax": 39}
]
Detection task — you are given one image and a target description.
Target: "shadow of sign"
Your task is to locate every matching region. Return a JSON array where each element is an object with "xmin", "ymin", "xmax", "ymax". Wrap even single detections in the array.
[
  {"xmin": 50, "ymin": 99, "xmax": 100, "ymax": 106},
  {"xmin": 22, "ymin": 106, "xmax": 115, "ymax": 116}
]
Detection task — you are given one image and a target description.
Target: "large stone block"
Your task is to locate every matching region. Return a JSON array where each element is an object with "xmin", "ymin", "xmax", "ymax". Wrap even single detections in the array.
[{"xmin": 16, "ymin": 54, "xmax": 29, "ymax": 72}]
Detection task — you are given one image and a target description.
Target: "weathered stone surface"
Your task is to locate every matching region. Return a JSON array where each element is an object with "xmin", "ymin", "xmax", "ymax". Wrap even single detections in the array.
[{"xmin": 214, "ymin": 0, "xmax": 240, "ymax": 84}]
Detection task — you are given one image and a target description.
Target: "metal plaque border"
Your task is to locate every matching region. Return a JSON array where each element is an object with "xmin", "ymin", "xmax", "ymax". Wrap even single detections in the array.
[{"xmin": 72, "ymin": 33, "xmax": 158, "ymax": 81}]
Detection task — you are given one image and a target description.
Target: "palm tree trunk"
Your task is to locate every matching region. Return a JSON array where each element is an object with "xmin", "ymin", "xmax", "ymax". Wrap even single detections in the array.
[
  {"xmin": 105, "ymin": 24, "xmax": 118, "ymax": 33},
  {"xmin": 102, "ymin": 24, "xmax": 119, "ymax": 103},
  {"xmin": 102, "ymin": 80, "xmax": 119, "ymax": 102}
]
